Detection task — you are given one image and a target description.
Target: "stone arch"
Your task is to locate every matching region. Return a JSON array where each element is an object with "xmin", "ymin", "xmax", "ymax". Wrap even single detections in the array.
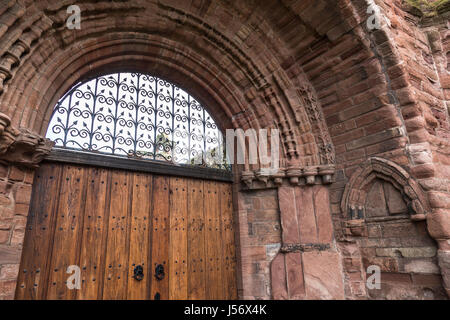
[
  {"xmin": 341, "ymin": 157, "xmax": 431, "ymax": 221},
  {"xmin": 0, "ymin": 0, "xmax": 342, "ymax": 301},
  {"xmin": 0, "ymin": 1, "xmax": 336, "ymax": 183}
]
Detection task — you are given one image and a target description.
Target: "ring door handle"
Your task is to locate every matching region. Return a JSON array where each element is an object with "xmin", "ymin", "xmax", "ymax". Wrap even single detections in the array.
[
  {"xmin": 155, "ymin": 264, "xmax": 165, "ymax": 281},
  {"xmin": 133, "ymin": 265, "xmax": 144, "ymax": 281}
]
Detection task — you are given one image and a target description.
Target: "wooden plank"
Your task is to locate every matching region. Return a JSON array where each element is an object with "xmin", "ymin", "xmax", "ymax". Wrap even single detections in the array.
[
  {"xmin": 149, "ymin": 176, "xmax": 170, "ymax": 300},
  {"xmin": 204, "ymin": 180, "xmax": 223, "ymax": 299},
  {"xmin": 76, "ymin": 167, "xmax": 109, "ymax": 299},
  {"xmin": 126, "ymin": 172, "xmax": 152, "ymax": 299},
  {"xmin": 102, "ymin": 170, "xmax": 131, "ymax": 300},
  {"xmin": 219, "ymin": 182, "xmax": 238, "ymax": 299},
  {"xmin": 46, "ymin": 165, "xmax": 87, "ymax": 300},
  {"xmin": 15, "ymin": 163, "xmax": 62, "ymax": 300},
  {"xmin": 168, "ymin": 177, "xmax": 188, "ymax": 300},
  {"xmin": 187, "ymin": 178, "xmax": 206, "ymax": 300}
]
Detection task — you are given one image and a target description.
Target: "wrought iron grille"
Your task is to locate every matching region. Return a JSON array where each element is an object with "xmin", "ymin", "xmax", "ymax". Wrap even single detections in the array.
[{"xmin": 46, "ymin": 72, "xmax": 230, "ymax": 170}]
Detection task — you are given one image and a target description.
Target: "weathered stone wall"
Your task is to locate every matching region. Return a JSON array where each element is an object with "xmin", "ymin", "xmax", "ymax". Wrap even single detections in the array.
[
  {"xmin": 273, "ymin": 185, "xmax": 345, "ymax": 299},
  {"xmin": 0, "ymin": 164, "xmax": 33, "ymax": 300},
  {"xmin": 344, "ymin": 177, "xmax": 446, "ymax": 299},
  {"xmin": 236, "ymin": 189, "xmax": 282, "ymax": 299}
]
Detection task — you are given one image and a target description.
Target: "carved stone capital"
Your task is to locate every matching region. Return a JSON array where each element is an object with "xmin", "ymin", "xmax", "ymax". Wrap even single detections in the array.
[
  {"xmin": 240, "ymin": 165, "xmax": 335, "ymax": 190},
  {"xmin": 0, "ymin": 113, "xmax": 54, "ymax": 167}
]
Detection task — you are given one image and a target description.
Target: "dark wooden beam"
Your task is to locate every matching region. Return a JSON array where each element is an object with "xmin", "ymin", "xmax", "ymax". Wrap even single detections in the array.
[{"xmin": 44, "ymin": 148, "xmax": 233, "ymax": 182}]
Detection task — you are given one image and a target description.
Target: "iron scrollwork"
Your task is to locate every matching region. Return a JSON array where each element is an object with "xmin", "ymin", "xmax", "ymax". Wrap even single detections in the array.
[{"xmin": 46, "ymin": 72, "xmax": 230, "ymax": 170}]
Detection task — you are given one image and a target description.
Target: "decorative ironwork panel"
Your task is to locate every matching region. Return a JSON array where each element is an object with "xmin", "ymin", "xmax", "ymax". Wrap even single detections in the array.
[{"xmin": 46, "ymin": 72, "xmax": 230, "ymax": 170}]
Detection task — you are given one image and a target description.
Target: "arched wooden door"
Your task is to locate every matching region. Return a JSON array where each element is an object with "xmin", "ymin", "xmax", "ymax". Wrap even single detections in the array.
[
  {"xmin": 15, "ymin": 160, "xmax": 237, "ymax": 300},
  {"xmin": 15, "ymin": 72, "xmax": 237, "ymax": 300}
]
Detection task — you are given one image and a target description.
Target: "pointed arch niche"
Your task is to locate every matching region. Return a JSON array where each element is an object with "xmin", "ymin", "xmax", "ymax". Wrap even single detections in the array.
[{"xmin": 341, "ymin": 157, "xmax": 431, "ymax": 223}]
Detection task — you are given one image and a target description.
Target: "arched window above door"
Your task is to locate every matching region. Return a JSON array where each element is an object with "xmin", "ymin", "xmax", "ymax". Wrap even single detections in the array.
[{"xmin": 46, "ymin": 72, "xmax": 229, "ymax": 170}]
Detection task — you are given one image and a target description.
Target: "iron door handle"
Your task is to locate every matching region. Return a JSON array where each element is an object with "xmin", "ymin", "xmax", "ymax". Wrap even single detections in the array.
[
  {"xmin": 155, "ymin": 264, "xmax": 165, "ymax": 281},
  {"xmin": 133, "ymin": 265, "xmax": 144, "ymax": 281}
]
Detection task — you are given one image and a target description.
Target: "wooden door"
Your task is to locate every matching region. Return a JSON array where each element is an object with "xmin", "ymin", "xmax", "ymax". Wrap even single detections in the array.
[{"xmin": 15, "ymin": 162, "xmax": 237, "ymax": 300}]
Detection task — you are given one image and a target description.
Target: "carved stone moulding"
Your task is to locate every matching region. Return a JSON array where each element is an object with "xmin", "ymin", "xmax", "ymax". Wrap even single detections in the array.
[
  {"xmin": 0, "ymin": 113, "xmax": 54, "ymax": 167},
  {"xmin": 241, "ymin": 164, "xmax": 335, "ymax": 190},
  {"xmin": 341, "ymin": 157, "xmax": 431, "ymax": 223}
]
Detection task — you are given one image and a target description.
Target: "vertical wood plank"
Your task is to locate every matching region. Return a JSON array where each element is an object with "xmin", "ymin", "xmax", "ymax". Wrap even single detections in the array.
[
  {"xmin": 149, "ymin": 176, "xmax": 170, "ymax": 300},
  {"xmin": 220, "ymin": 182, "xmax": 237, "ymax": 299},
  {"xmin": 168, "ymin": 177, "xmax": 188, "ymax": 300},
  {"xmin": 76, "ymin": 167, "xmax": 109, "ymax": 299},
  {"xmin": 126, "ymin": 173, "xmax": 152, "ymax": 299},
  {"xmin": 187, "ymin": 178, "xmax": 206, "ymax": 300},
  {"xmin": 204, "ymin": 180, "xmax": 223, "ymax": 299},
  {"xmin": 15, "ymin": 163, "xmax": 62, "ymax": 300},
  {"xmin": 102, "ymin": 170, "xmax": 131, "ymax": 300},
  {"xmin": 46, "ymin": 165, "xmax": 87, "ymax": 300}
]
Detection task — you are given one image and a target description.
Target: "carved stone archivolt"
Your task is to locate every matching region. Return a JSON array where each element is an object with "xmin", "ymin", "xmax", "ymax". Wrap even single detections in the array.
[
  {"xmin": 0, "ymin": 113, "xmax": 54, "ymax": 167},
  {"xmin": 0, "ymin": 1, "xmax": 336, "ymax": 186},
  {"xmin": 341, "ymin": 157, "xmax": 431, "ymax": 222}
]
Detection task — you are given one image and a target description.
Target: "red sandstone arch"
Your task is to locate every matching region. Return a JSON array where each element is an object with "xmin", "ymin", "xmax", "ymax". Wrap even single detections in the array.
[{"xmin": 0, "ymin": 1, "xmax": 337, "ymax": 176}]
